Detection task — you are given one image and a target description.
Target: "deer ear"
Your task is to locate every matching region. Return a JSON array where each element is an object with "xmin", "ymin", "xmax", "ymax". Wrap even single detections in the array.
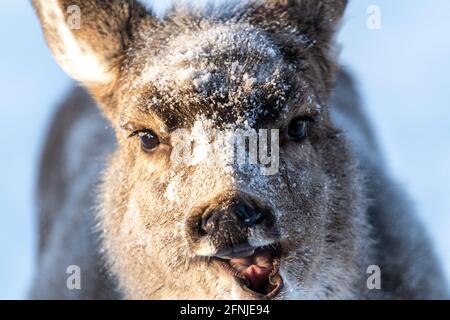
[{"xmin": 32, "ymin": 0, "xmax": 149, "ymax": 89}]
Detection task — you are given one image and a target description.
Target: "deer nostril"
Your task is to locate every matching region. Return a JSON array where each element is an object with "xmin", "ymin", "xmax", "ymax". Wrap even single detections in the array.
[
  {"xmin": 194, "ymin": 200, "xmax": 267, "ymax": 241},
  {"xmin": 201, "ymin": 210, "xmax": 220, "ymax": 235},
  {"xmin": 234, "ymin": 203, "xmax": 265, "ymax": 227}
]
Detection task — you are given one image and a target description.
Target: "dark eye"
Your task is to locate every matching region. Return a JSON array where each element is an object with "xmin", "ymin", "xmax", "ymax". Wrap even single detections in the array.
[
  {"xmin": 287, "ymin": 117, "xmax": 310, "ymax": 141},
  {"xmin": 130, "ymin": 129, "xmax": 160, "ymax": 152}
]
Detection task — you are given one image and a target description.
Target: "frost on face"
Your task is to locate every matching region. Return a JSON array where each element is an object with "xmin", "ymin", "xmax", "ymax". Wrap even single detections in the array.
[
  {"xmin": 123, "ymin": 20, "xmax": 300, "ymax": 229},
  {"xmin": 163, "ymin": 115, "xmax": 285, "ymax": 222},
  {"xmin": 133, "ymin": 22, "xmax": 291, "ymax": 127}
]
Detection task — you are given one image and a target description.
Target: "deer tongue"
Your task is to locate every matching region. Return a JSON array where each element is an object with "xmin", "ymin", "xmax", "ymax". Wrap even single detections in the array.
[
  {"xmin": 242, "ymin": 265, "xmax": 272, "ymax": 290},
  {"xmin": 229, "ymin": 248, "xmax": 274, "ymax": 292}
]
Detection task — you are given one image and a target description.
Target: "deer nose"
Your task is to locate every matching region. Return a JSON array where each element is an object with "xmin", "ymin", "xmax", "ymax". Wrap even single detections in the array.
[
  {"xmin": 186, "ymin": 197, "xmax": 274, "ymax": 256},
  {"xmin": 201, "ymin": 200, "xmax": 266, "ymax": 235},
  {"xmin": 234, "ymin": 202, "xmax": 266, "ymax": 227}
]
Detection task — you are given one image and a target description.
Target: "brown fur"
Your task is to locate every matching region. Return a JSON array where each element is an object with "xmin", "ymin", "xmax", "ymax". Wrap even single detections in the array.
[{"xmin": 31, "ymin": 0, "xmax": 448, "ymax": 299}]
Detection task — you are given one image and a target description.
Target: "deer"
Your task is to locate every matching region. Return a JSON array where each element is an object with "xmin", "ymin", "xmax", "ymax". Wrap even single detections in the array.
[{"xmin": 30, "ymin": 0, "xmax": 449, "ymax": 299}]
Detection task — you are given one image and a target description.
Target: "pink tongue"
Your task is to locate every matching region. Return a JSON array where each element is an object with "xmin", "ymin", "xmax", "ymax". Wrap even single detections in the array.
[{"xmin": 242, "ymin": 265, "xmax": 272, "ymax": 290}]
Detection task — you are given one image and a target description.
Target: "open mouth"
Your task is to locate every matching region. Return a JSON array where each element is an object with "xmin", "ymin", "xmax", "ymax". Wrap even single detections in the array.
[{"xmin": 213, "ymin": 245, "xmax": 283, "ymax": 299}]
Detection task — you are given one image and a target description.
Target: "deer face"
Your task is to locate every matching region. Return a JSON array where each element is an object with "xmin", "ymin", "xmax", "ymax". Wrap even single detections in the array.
[{"xmin": 34, "ymin": 0, "xmax": 365, "ymax": 299}]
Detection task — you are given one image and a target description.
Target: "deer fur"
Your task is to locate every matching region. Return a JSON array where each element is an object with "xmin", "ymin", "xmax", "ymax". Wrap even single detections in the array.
[{"xmin": 30, "ymin": 0, "xmax": 449, "ymax": 299}]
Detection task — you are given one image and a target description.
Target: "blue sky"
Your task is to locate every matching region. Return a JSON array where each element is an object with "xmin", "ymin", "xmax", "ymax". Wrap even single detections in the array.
[{"xmin": 0, "ymin": 0, "xmax": 449, "ymax": 299}]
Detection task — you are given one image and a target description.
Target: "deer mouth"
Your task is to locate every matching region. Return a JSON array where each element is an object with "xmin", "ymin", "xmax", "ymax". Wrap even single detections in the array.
[{"xmin": 213, "ymin": 245, "xmax": 283, "ymax": 299}]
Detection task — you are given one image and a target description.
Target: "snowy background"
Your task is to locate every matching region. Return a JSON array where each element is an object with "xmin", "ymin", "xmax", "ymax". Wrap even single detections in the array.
[{"xmin": 0, "ymin": 0, "xmax": 449, "ymax": 299}]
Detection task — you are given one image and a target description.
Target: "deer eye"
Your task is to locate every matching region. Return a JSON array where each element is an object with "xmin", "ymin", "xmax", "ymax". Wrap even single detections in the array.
[
  {"xmin": 287, "ymin": 117, "xmax": 311, "ymax": 141},
  {"xmin": 130, "ymin": 129, "xmax": 160, "ymax": 152}
]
